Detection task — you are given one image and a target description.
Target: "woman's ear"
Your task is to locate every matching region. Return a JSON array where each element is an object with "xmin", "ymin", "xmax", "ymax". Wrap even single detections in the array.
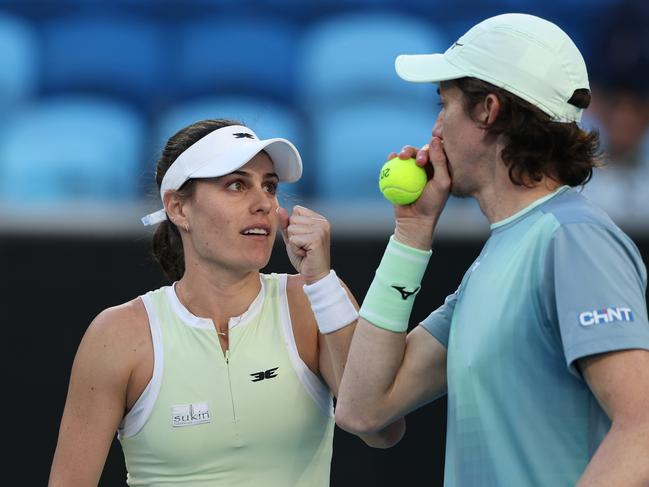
[{"xmin": 163, "ymin": 190, "xmax": 189, "ymax": 232}]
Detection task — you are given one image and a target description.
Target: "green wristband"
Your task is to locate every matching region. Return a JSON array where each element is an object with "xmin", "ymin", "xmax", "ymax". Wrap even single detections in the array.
[{"xmin": 359, "ymin": 235, "xmax": 431, "ymax": 332}]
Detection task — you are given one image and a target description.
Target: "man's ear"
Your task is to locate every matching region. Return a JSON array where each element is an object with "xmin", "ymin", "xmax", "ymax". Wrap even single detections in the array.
[
  {"xmin": 479, "ymin": 93, "xmax": 501, "ymax": 127},
  {"xmin": 163, "ymin": 190, "xmax": 189, "ymax": 231}
]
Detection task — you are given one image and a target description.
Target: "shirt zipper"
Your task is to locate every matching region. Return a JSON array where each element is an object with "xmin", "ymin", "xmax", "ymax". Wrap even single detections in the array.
[{"xmin": 224, "ymin": 347, "xmax": 237, "ymax": 422}]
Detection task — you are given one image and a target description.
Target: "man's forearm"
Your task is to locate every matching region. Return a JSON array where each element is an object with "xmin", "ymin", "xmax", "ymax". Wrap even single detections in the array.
[
  {"xmin": 577, "ymin": 420, "xmax": 649, "ymax": 486},
  {"xmin": 335, "ymin": 318, "xmax": 407, "ymax": 433}
]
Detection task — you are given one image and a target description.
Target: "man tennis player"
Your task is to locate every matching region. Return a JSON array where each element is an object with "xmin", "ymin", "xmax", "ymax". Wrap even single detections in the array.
[{"xmin": 336, "ymin": 13, "xmax": 649, "ymax": 486}]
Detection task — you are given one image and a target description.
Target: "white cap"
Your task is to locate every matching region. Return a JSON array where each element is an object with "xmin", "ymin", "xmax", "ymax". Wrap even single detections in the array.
[
  {"xmin": 395, "ymin": 13, "xmax": 589, "ymax": 123},
  {"xmin": 141, "ymin": 124, "xmax": 302, "ymax": 226}
]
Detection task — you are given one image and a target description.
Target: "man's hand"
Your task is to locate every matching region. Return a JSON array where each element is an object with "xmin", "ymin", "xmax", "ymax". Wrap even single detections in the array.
[{"xmin": 387, "ymin": 137, "xmax": 452, "ymax": 250}]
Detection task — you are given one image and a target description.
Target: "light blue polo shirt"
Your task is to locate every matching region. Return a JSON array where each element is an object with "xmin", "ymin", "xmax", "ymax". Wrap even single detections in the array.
[{"xmin": 422, "ymin": 186, "xmax": 649, "ymax": 487}]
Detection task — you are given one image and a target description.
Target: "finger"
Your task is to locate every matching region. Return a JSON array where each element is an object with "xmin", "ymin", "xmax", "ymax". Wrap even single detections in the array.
[
  {"xmin": 288, "ymin": 223, "xmax": 323, "ymax": 235},
  {"xmin": 289, "ymin": 215, "xmax": 329, "ymax": 227},
  {"xmin": 386, "ymin": 151, "xmax": 398, "ymax": 160},
  {"xmin": 277, "ymin": 207, "xmax": 290, "ymax": 244},
  {"xmin": 416, "ymin": 144, "xmax": 431, "ymax": 166},
  {"xmin": 398, "ymin": 145, "xmax": 420, "ymax": 160},
  {"xmin": 287, "ymin": 243, "xmax": 307, "ymax": 258},
  {"xmin": 292, "ymin": 205, "xmax": 327, "ymax": 221},
  {"xmin": 289, "ymin": 233, "xmax": 319, "ymax": 250},
  {"xmin": 428, "ymin": 137, "xmax": 451, "ymax": 187}
]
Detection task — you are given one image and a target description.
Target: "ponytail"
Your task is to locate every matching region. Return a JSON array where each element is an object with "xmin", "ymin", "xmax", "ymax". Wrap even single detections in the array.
[{"xmin": 152, "ymin": 220, "xmax": 185, "ymax": 282}]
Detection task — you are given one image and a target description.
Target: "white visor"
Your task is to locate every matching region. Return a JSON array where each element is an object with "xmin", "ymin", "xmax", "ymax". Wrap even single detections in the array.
[{"xmin": 141, "ymin": 125, "xmax": 302, "ymax": 226}]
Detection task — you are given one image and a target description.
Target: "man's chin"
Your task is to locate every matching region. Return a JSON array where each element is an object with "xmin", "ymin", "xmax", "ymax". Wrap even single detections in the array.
[{"xmin": 450, "ymin": 184, "xmax": 471, "ymax": 199}]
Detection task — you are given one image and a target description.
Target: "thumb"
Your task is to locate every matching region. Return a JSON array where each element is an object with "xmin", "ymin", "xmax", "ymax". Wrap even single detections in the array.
[{"xmin": 277, "ymin": 207, "xmax": 290, "ymax": 244}]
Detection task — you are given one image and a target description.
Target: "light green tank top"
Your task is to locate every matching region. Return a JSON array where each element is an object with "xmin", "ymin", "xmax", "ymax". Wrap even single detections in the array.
[{"xmin": 118, "ymin": 273, "xmax": 334, "ymax": 486}]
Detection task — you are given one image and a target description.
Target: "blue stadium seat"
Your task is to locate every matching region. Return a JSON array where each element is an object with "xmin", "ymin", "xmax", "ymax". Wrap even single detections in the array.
[
  {"xmin": 0, "ymin": 13, "xmax": 38, "ymax": 110},
  {"xmin": 41, "ymin": 15, "xmax": 165, "ymax": 109},
  {"xmin": 312, "ymin": 100, "xmax": 436, "ymax": 201},
  {"xmin": 0, "ymin": 96, "xmax": 146, "ymax": 202},
  {"xmin": 298, "ymin": 11, "xmax": 448, "ymax": 108},
  {"xmin": 172, "ymin": 16, "xmax": 298, "ymax": 103},
  {"xmin": 155, "ymin": 95, "xmax": 310, "ymax": 197}
]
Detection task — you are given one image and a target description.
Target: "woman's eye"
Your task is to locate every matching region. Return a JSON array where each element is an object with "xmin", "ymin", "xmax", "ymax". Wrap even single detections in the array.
[
  {"xmin": 264, "ymin": 182, "xmax": 278, "ymax": 194},
  {"xmin": 227, "ymin": 181, "xmax": 244, "ymax": 191}
]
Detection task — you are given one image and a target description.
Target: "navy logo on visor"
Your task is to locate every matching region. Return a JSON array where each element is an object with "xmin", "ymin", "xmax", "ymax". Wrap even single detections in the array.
[{"xmin": 233, "ymin": 133, "xmax": 255, "ymax": 139}]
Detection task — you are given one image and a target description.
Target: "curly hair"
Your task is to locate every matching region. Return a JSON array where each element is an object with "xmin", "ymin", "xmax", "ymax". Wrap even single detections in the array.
[{"xmin": 441, "ymin": 77, "xmax": 603, "ymax": 187}]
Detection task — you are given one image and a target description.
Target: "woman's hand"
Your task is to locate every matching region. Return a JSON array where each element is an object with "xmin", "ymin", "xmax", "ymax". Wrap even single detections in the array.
[{"xmin": 278, "ymin": 205, "xmax": 331, "ymax": 284}]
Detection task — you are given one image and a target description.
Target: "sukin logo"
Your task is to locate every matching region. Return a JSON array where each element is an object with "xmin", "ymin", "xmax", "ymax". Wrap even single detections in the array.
[
  {"xmin": 391, "ymin": 286, "xmax": 420, "ymax": 300},
  {"xmin": 171, "ymin": 402, "xmax": 211, "ymax": 427},
  {"xmin": 578, "ymin": 307, "xmax": 635, "ymax": 327},
  {"xmin": 250, "ymin": 367, "xmax": 279, "ymax": 382},
  {"xmin": 233, "ymin": 132, "xmax": 255, "ymax": 139}
]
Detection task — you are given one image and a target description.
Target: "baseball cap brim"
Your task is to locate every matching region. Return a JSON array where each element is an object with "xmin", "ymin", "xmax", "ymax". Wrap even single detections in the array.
[{"xmin": 395, "ymin": 53, "xmax": 466, "ymax": 83}]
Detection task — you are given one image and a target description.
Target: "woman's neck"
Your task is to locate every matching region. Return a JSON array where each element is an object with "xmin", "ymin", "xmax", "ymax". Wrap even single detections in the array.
[{"xmin": 175, "ymin": 265, "xmax": 261, "ymax": 328}]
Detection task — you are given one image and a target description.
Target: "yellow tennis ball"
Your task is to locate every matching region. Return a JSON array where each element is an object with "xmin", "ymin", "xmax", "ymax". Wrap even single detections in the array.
[{"xmin": 379, "ymin": 157, "xmax": 427, "ymax": 205}]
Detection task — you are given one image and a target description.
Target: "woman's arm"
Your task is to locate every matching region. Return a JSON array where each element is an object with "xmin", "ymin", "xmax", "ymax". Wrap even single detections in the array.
[
  {"xmin": 279, "ymin": 205, "xmax": 406, "ymax": 447},
  {"xmin": 49, "ymin": 300, "xmax": 147, "ymax": 486}
]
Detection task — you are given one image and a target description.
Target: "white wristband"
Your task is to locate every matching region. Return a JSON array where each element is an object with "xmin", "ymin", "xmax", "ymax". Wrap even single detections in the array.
[{"xmin": 303, "ymin": 270, "xmax": 358, "ymax": 334}]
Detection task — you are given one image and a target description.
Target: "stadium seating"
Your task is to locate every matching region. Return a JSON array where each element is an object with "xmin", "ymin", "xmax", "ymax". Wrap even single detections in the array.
[
  {"xmin": 0, "ymin": 1, "xmax": 631, "ymax": 211},
  {"xmin": 0, "ymin": 96, "xmax": 146, "ymax": 202},
  {"xmin": 297, "ymin": 11, "xmax": 448, "ymax": 108},
  {"xmin": 40, "ymin": 15, "xmax": 166, "ymax": 110},
  {"xmin": 170, "ymin": 16, "xmax": 299, "ymax": 104},
  {"xmin": 0, "ymin": 12, "xmax": 38, "ymax": 111}
]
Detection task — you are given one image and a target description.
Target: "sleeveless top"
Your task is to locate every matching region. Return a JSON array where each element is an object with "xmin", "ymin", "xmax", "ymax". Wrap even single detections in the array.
[{"xmin": 118, "ymin": 273, "xmax": 334, "ymax": 486}]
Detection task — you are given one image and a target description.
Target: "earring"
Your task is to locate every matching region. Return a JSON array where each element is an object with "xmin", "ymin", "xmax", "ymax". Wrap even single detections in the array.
[{"xmin": 184, "ymin": 224, "xmax": 190, "ymax": 233}]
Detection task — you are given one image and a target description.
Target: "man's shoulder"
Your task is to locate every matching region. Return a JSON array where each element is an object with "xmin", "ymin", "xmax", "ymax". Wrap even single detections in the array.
[
  {"xmin": 540, "ymin": 187, "xmax": 618, "ymax": 231},
  {"xmin": 538, "ymin": 189, "xmax": 646, "ymax": 275}
]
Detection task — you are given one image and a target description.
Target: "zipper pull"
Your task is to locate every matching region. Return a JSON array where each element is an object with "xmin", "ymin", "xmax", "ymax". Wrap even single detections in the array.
[{"xmin": 225, "ymin": 349, "xmax": 230, "ymax": 363}]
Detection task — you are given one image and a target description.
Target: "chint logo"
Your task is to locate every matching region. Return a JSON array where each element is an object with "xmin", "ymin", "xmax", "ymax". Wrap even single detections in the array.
[
  {"xmin": 578, "ymin": 307, "xmax": 634, "ymax": 327},
  {"xmin": 233, "ymin": 133, "xmax": 255, "ymax": 139}
]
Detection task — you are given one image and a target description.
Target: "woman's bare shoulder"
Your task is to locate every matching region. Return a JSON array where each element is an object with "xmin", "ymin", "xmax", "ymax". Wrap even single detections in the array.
[{"xmin": 79, "ymin": 296, "xmax": 151, "ymax": 368}]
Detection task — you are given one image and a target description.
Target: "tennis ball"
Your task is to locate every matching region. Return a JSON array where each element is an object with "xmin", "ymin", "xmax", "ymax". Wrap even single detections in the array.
[{"xmin": 379, "ymin": 157, "xmax": 427, "ymax": 205}]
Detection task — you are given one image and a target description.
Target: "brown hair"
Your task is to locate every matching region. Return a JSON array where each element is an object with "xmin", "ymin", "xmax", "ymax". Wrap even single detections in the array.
[
  {"xmin": 152, "ymin": 118, "xmax": 242, "ymax": 281},
  {"xmin": 441, "ymin": 78, "xmax": 603, "ymax": 187}
]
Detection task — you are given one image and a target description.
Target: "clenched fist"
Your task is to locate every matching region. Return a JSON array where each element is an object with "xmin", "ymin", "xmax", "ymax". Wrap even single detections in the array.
[{"xmin": 277, "ymin": 205, "xmax": 331, "ymax": 284}]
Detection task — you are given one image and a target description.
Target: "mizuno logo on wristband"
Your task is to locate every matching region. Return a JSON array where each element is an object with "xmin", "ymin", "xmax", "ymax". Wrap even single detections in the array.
[{"xmin": 391, "ymin": 286, "xmax": 420, "ymax": 300}]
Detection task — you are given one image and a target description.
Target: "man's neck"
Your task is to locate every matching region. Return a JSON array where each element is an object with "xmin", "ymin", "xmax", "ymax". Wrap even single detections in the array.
[{"xmin": 475, "ymin": 174, "xmax": 563, "ymax": 225}]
